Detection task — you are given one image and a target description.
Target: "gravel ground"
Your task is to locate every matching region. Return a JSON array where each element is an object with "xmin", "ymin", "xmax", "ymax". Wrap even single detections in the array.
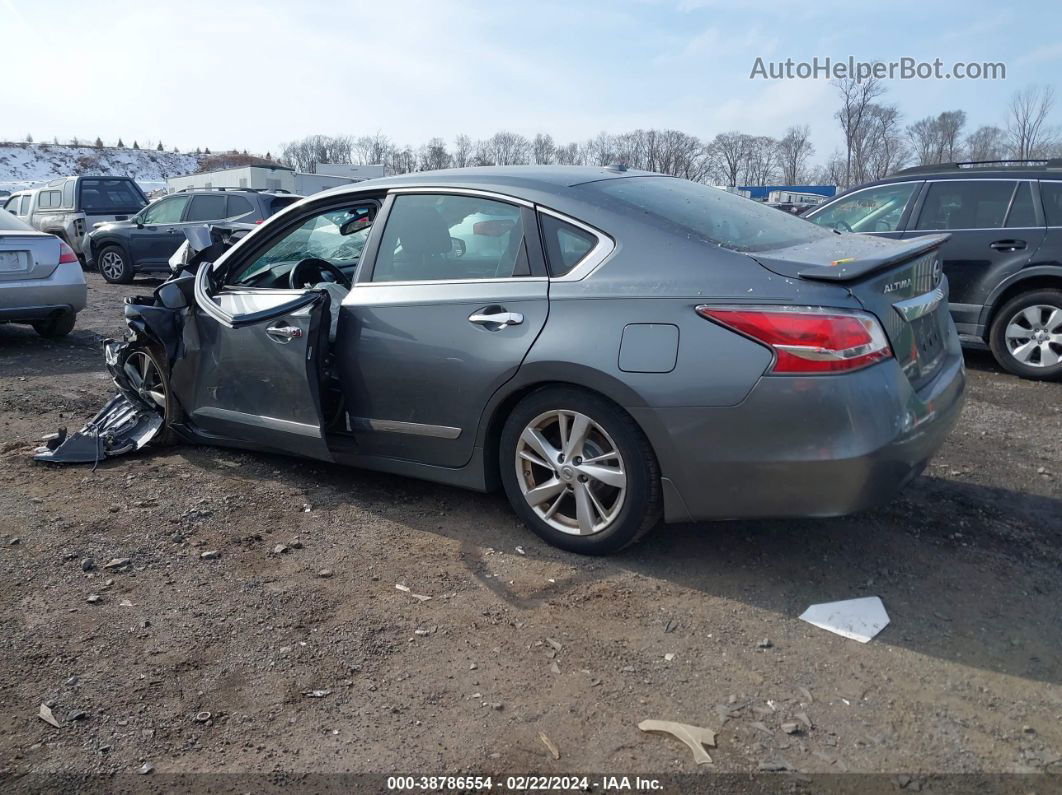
[{"xmin": 1, "ymin": 274, "xmax": 1061, "ymax": 786}]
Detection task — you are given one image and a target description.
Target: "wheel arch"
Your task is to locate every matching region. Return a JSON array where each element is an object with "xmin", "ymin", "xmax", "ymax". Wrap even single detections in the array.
[
  {"xmin": 476, "ymin": 363, "xmax": 655, "ymax": 492},
  {"xmin": 981, "ymin": 266, "xmax": 1062, "ymax": 336}
]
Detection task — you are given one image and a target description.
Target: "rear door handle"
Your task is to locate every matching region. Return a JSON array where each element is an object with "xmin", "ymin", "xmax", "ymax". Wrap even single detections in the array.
[
  {"xmin": 990, "ymin": 239, "xmax": 1026, "ymax": 251},
  {"xmin": 468, "ymin": 307, "xmax": 524, "ymax": 330},
  {"xmin": 265, "ymin": 323, "xmax": 303, "ymax": 343}
]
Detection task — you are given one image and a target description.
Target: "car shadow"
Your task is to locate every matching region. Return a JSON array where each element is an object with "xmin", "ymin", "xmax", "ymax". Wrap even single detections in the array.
[
  {"xmin": 179, "ymin": 446, "xmax": 1062, "ymax": 686},
  {"xmin": 961, "ymin": 348, "xmax": 1006, "ymax": 376}
]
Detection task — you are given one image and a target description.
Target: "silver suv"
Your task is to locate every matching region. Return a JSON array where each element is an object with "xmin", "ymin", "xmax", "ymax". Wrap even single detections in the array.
[{"xmin": 2, "ymin": 176, "xmax": 148, "ymax": 261}]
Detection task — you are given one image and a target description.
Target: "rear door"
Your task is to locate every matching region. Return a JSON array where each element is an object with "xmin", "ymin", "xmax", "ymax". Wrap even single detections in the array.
[
  {"xmin": 341, "ymin": 190, "xmax": 548, "ymax": 467},
  {"xmin": 902, "ymin": 179, "xmax": 1046, "ymax": 330}
]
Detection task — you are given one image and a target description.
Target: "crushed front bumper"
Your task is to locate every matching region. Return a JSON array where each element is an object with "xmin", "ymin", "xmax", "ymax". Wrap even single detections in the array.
[{"xmin": 34, "ymin": 340, "xmax": 164, "ymax": 464}]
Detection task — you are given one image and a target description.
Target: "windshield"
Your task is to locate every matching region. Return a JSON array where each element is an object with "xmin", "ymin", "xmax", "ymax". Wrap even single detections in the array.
[
  {"xmin": 583, "ymin": 176, "xmax": 830, "ymax": 253},
  {"xmin": 79, "ymin": 178, "xmax": 147, "ymax": 214}
]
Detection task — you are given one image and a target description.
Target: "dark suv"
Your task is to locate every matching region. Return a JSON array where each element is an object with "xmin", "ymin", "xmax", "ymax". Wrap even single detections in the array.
[
  {"xmin": 806, "ymin": 160, "xmax": 1062, "ymax": 380},
  {"xmin": 85, "ymin": 188, "xmax": 301, "ymax": 283}
]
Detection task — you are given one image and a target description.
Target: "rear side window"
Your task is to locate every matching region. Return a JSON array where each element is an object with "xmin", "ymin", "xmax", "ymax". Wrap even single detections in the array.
[
  {"xmin": 1040, "ymin": 182, "xmax": 1062, "ymax": 226},
  {"xmin": 38, "ymin": 190, "xmax": 62, "ymax": 209},
  {"xmin": 185, "ymin": 194, "xmax": 229, "ymax": 222},
  {"xmin": 913, "ymin": 181, "xmax": 1015, "ymax": 230},
  {"xmin": 227, "ymin": 195, "xmax": 255, "ymax": 219},
  {"xmin": 79, "ymin": 178, "xmax": 146, "ymax": 214},
  {"xmin": 539, "ymin": 214, "xmax": 597, "ymax": 276},
  {"xmin": 1005, "ymin": 183, "xmax": 1037, "ymax": 228},
  {"xmin": 584, "ymin": 176, "xmax": 829, "ymax": 253}
]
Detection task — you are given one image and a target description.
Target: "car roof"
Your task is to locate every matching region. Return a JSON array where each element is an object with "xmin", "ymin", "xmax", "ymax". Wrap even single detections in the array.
[
  {"xmin": 315, "ymin": 165, "xmax": 667, "ymax": 202},
  {"xmin": 886, "ymin": 159, "xmax": 1062, "ymax": 181}
]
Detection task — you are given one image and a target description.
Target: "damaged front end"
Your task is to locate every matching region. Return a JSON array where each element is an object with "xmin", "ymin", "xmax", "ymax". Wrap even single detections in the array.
[
  {"xmin": 35, "ymin": 224, "xmax": 252, "ymax": 465},
  {"xmin": 35, "ymin": 341, "xmax": 164, "ymax": 464}
]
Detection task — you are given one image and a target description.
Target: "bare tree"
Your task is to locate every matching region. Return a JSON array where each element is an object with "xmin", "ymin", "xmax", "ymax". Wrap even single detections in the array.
[
  {"xmin": 532, "ymin": 133, "xmax": 556, "ymax": 165},
  {"xmin": 418, "ymin": 137, "xmax": 451, "ymax": 171},
  {"xmin": 866, "ymin": 104, "xmax": 906, "ymax": 178},
  {"xmin": 1007, "ymin": 85, "xmax": 1057, "ymax": 159},
  {"xmin": 777, "ymin": 125, "xmax": 814, "ymax": 184},
  {"xmin": 452, "ymin": 134, "xmax": 473, "ymax": 168},
  {"xmin": 965, "ymin": 125, "xmax": 1007, "ymax": 161},
  {"xmin": 741, "ymin": 135, "xmax": 780, "ymax": 186},
  {"xmin": 481, "ymin": 131, "xmax": 530, "ymax": 166},
  {"xmin": 554, "ymin": 142, "xmax": 581, "ymax": 165},
  {"xmin": 353, "ymin": 133, "xmax": 391, "ymax": 165},
  {"xmin": 833, "ymin": 76, "xmax": 886, "ymax": 188},
  {"xmin": 710, "ymin": 132, "xmax": 752, "ymax": 186}
]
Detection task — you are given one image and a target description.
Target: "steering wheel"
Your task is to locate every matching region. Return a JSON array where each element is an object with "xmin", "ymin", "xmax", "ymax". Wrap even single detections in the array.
[
  {"xmin": 834, "ymin": 219, "xmax": 854, "ymax": 233},
  {"xmin": 289, "ymin": 257, "xmax": 352, "ymax": 290}
]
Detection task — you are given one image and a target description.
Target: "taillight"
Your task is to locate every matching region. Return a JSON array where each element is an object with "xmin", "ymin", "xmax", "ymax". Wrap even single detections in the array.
[
  {"xmin": 58, "ymin": 241, "xmax": 79, "ymax": 264},
  {"xmin": 696, "ymin": 305, "xmax": 892, "ymax": 374}
]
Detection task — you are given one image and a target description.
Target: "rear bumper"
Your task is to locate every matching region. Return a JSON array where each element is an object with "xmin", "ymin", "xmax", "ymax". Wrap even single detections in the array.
[
  {"xmin": 0, "ymin": 268, "xmax": 88, "ymax": 320},
  {"xmin": 633, "ymin": 338, "xmax": 966, "ymax": 523}
]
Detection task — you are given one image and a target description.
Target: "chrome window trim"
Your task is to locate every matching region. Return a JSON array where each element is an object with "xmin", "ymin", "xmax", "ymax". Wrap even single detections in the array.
[
  {"xmin": 901, "ymin": 226, "xmax": 1043, "ymax": 233},
  {"xmin": 386, "ymin": 186, "xmax": 534, "ymax": 208},
  {"xmin": 351, "ymin": 276, "xmax": 547, "ymax": 288},
  {"xmin": 536, "ymin": 206, "xmax": 616, "ymax": 282}
]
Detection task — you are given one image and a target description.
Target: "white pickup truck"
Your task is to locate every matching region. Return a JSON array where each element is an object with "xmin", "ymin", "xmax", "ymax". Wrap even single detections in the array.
[{"xmin": 1, "ymin": 176, "xmax": 148, "ymax": 260}]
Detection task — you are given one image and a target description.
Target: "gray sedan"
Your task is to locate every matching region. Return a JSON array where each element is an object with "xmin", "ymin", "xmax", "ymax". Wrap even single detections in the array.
[
  {"xmin": 38, "ymin": 167, "xmax": 965, "ymax": 554},
  {"xmin": 0, "ymin": 209, "xmax": 86, "ymax": 337}
]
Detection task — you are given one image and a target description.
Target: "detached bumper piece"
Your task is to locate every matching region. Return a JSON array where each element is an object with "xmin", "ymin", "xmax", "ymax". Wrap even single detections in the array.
[
  {"xmin": 34, "ymin": 341, "xmax": 164, "ymax": 465},
  {"xmin": 34, "ymin": 394, "xmax": 163, "ymax": 464}
]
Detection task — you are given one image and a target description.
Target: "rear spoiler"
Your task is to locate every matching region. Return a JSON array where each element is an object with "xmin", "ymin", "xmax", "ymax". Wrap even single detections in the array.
[{"xmin": 794, "ymin": 233, "xmax": 950, "ymax": 283}]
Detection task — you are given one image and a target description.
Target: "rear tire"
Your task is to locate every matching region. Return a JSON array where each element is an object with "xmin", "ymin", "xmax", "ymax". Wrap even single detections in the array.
[
  {"xmin": 98, "ymin": 243, "xmax": 134, "ymax": 284},
  {"xmin": 499, "ymin": 386, "xmax": 661, "ymax": 555},
  {"xmin": 32, "ymin": 311, "xmax": 76, "ymax": 338},
  {"xmin": 989, "ymin": 289, "xmax": 1062, "ymax": 381}
]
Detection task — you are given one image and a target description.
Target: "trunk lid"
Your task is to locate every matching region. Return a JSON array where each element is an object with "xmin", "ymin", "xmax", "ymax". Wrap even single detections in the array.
[
  {"xmin": 0, "ymin": 231, "xmax": 61, "ymax": 281},
  {"xmin": 752, "ymin": 233, "xmax": 952, "ymax": 390}
]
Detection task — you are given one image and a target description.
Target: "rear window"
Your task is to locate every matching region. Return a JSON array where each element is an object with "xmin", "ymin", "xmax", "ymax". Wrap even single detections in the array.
[
  {"xmin": 540, "ymin": 214, "xmax": 597, "ymax": 276},
  {"xmin": 79, "ymin": 178, "xmax": 147, "ymax": 214},
  {"xmin": 583, "ymin": 176, "xmax": 829, "ymax": 253}
]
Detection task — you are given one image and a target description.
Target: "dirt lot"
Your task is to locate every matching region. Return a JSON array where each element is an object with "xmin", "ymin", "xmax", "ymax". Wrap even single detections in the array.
[{"xmin": 1, "ymin": 273, "xmax": 1061, "ymax": 786}]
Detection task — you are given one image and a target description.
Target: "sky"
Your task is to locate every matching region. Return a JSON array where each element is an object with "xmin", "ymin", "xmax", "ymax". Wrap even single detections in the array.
[{"xmin": 2, "ymin": 0, "xmax": 1060, "ymax": 165}]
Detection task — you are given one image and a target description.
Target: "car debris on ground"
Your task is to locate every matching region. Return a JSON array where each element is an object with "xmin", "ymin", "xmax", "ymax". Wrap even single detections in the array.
[
  {"xmin": 799, "ymin": 596, "xmax": 891, "ymax": 643},
  {"xmin": 637, "ymin": 719, "xmax": 716, "ymax": 765}
]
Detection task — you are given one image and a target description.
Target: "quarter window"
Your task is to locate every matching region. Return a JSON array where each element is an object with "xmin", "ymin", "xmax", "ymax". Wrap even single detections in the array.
[
  {"xmin": 1040, "ymin": 182, "xmax": 1062, "ymax": 227},
  {"xmin": 372, "ymin": 194, "xmax": 527, "ymax": 282},
  {"xmin": 226, "ymin": 195, "xmax": 255, "ymax": 219},
  {"xmin": 38, "ymin": 190, "xmax": 62, "ymax": 209},
  {"xmin": 140, "ymin": 195, "xmax": 189, "ymax": 225},
  {"xmin": 539, "ymin": 214, "xmax": 597, "ymax": 276},
  {"xmin": 913, "ymin": 180, "xmax": 1016, "ymax": 230},
  {"xmin": 809, "ymin": 183, "xmax": 918, "ymax": 233}
]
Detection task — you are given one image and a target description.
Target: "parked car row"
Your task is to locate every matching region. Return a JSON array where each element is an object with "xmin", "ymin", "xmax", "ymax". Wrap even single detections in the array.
[
  {"xmin": 806, "ymin": 159, "xmax": 1062, "ymax": 380},
  {"xmin": 3, "ymin": 177, "xmax": 301, "ymax": 284}
]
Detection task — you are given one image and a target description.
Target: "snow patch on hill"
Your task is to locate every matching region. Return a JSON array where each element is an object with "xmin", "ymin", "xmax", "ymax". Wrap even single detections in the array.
[{"xmin": 0, "ymin": 142, "xmax": 204, "ymax": 194}]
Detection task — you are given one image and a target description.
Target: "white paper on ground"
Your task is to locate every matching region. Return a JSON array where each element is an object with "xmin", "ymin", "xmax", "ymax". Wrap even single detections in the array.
[{"xmin": 799, "ymin": 596, "xmax": 890, "ymax": 643}]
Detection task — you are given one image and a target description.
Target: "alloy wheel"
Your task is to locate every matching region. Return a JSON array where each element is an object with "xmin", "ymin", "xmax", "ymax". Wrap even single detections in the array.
[
  {"xmin": 1004, "ymin": 304, "xmax": 1062, "ymax": 368},
  {"xmin": 123, "ymin": 350, "xmax": 167, "ymax": 409},
  {"xmin": 100, "ymin": 250, "xmax": 125, "ymax": 280},
  {"xmin": 514, "ymin": 409, "xmax": 627, "ymax": 536}
]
